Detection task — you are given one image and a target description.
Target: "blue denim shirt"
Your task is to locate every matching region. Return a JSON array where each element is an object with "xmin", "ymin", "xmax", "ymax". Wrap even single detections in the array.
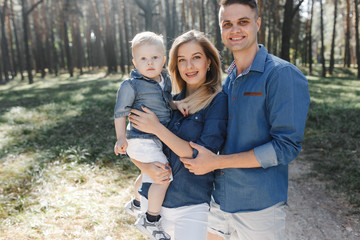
[
  {"xmin": 213, "ymin": 45, "xmax": 310, "ymax": 213},
  {"xmin": 114, "ymin": 69, "xmax": 172, "ymax": 139},
  {"xmin": 140, "ymin": 90, "xmax": 228, "ymax": 208}
]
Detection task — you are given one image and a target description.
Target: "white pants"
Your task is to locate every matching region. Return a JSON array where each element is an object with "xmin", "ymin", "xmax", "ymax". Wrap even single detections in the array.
[
  {"xmin": 127, "ymin": 138, "xmax": 172, "ymax": 183},
  {"xmin": 141, "ymin": 196, "xmax": 209, "ymax": 240},
  {"xmin": 208, "ymin": 200, "xmax": 286, "ymax": 240}
]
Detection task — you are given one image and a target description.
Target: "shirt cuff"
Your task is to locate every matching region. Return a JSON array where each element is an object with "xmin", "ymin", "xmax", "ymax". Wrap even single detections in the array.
[
  {"xmin": 254, "ymin": 142, "xmax": 278, "ymax": 169},
  {"xmin": 114, "ymin": 111, "xmax": 130, "ymax": 118},
  {"xmin": 192, "ymin": 148, "xmax": 199, "ymax": 158}
]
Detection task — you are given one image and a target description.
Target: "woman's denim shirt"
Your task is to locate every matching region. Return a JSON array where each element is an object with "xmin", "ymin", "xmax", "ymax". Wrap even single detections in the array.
[
  {"xmin": 140, "ymin": 89, "xmax": 228, "ymax": 208},
  {"xmin": 114, "ymin": 69, "xmax": 172, "ymax": 139}
]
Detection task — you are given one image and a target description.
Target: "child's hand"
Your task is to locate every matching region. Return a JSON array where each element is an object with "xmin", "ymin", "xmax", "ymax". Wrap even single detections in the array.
[
  {"xmin": 114, "ymin": 138, "xmax": 128, "ymax": 155},
  {"xmin": 174, "ymin": 101, "xmax": 189, "ymax": 116}
]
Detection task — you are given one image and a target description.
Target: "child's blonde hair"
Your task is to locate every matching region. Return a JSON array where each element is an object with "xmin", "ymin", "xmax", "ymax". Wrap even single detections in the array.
[
  {"xmin": 131, "ymin": 31, "xmax": 165, "ymax": 56},
  {"xmin": 168, "ymin": 30, "xmax": 222, "ymax": 114}
]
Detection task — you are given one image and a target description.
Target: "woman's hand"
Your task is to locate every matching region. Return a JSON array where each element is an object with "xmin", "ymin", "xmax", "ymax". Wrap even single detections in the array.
[
  {"xmin": 132, "ymin": 158, "xmax": 172, "ymax": 184},
  {"xmin": 129, "ymin": 106, "xmax": 161, "ymax": 134}
]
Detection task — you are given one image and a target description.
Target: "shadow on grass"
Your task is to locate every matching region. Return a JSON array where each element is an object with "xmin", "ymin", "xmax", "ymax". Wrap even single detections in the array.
[
  {"xmin": 0, "ymin": 73, "xmax": 137, "ymax": 219},
  {"xmin": 304, "ymin": 101, "xmax": 360, "ymax": 207}
]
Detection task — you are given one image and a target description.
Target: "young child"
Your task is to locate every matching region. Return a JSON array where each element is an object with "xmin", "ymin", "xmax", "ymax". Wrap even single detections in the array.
[{"xmin": 114, "ymin": 32, "xmax": 183, "ymax": 240}]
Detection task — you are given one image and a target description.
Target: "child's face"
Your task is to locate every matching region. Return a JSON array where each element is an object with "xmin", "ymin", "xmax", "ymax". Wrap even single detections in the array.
[{"xmin": 132, "ymin": 43, "xmax": 166, "ymax": 82}]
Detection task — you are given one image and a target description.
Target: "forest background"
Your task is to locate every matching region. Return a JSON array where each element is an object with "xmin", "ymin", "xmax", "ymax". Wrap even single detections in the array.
[
  {"xmin": 0, "ymin": 0, "xmax": 359, "ymax": 83},
  {"xmin": 0, "ymin": 0, "xmax": 359, "ymax": 239}
]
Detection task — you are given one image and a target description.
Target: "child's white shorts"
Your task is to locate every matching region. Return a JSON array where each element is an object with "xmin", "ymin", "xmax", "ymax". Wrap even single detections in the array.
[{"xmin": 127, "ymin": 138, "xmax": 172, "ymax": 183}]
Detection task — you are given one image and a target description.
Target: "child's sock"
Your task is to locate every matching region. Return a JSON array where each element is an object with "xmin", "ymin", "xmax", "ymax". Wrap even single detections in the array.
[
  {"xmin": 133, "ymin": 199, "xmax": 140, "ymax": 207},
  {"xmin": 146, "ymin": 212, "xmax": 161, "ymax": 222}
]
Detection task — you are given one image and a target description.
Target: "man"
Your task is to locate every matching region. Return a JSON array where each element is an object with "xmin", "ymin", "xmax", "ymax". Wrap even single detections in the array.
[{"xmin": 180, "ymin": 0, "xmax": 310, "ymax": 239}]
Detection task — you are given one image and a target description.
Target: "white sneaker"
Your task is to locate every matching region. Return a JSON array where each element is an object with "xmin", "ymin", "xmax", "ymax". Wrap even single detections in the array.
[
  {"xmin": 124, "ymin": 199, "xmax": 141, "ymax": 217},
  {"xmin": 135, "ymin": 214, "xmax": 171, "ymax": 240}
]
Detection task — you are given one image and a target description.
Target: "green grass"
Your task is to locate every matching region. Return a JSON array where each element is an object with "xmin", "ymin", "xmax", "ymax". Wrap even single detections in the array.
[
  {"xmin": 0, "ymin": 71, "xmax": 146, "ymax": 239},
  {"xmin": 302, "ymin": 67, "xmax": 360, "ymax": 209}
]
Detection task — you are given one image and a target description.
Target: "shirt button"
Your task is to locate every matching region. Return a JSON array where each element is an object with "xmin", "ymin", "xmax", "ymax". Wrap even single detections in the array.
[
  {"xmin": 195, "ymin": 116, "xmax": 198, "ymax": 120},
  {"xmin": 229, "ymin": 116, "xmax": 231, "ymax": 119},
  {"xmin": 232, "ymin": 97, "xmax": 235, "ymax": 101},
  {"xmin": 221, "ymin": 171, "xmax": 224, "ymax": 175}
]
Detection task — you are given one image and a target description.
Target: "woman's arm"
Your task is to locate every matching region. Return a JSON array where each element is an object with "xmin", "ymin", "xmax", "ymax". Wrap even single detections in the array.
[{"xmin": 129, "ymin": 107, "xmax": 194, "ymax": 158}]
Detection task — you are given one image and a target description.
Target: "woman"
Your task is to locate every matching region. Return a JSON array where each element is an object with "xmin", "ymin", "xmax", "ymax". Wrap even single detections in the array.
[{"xmin": 129, "ymin": 30, "xmax": 227, "ymax": 240}]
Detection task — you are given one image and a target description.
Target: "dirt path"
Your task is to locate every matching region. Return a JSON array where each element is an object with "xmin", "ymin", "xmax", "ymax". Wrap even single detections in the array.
[{"xmin": 286, "ymin": 156, "xmax": 360, "ymax": 240}]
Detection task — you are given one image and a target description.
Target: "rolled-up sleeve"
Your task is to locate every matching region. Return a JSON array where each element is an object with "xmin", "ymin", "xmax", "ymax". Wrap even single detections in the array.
[
  {"xmin": 114, "ymin": 80, "xmax": 136, "ymax": 118},
  {"xmin": 256, "ymin": 66, "xmax": 310, "ymax": 168}
]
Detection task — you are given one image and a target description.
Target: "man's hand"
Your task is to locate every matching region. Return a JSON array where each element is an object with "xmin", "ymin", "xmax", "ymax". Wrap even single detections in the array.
[
  {"xmin": 137, "ymin": 160, "xmax": 172, "ymax": 184},
  {"xmin": 180, "ymin": 142, "xmax": 218, "ymax": 175}
]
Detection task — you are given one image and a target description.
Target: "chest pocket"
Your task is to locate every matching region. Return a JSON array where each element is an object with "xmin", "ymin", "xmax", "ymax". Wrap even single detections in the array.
[{"xmin": 179, "ymin": 113, "xmax": 205, "ymax": 142}]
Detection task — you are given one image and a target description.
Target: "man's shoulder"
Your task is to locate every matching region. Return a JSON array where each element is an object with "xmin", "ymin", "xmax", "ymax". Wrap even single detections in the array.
[{"xmin": 266, "ymin": 53, "xmax": 293, "ymax": 69}]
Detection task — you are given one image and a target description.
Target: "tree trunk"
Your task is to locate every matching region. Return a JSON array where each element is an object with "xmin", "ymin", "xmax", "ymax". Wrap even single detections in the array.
[
  {"xmin": 172, "ymin": 0, "xmax": 177, "ymax": 39},
  {"xmin": 198, "ymin": 0, "xmax": 205, "ymax": 32},
  {"xmin": 1, "ymin": 0, "xmax": 10, "ymax": 82},
  {"xmin": 90, "ymin": 0, "xmax": 105, "ymax": 69},
  {"xmin": 281, "ymin": 0, "xmax": 293, "ymax": 61},
  {"xmin": 114, "ymin": 0, "xmax": 125, "ymax": 73},
  {"xmin": 190, "ymin": 0, "xmax": 195, "ymax": 29},
  {"xmin": 344, "ymin": 0, "xmax": 351, "ymax": 67},
  {"xmin": 30, "ymin": 0, "xmax": 45, "ymax": 78},
  {"xmin": 320, "ymin": 0, "xmax": 326, "ymax": 77},
  {"xmin": 122, "ymin": 0, "xmax": 131, "ymax": 73},
  {"xmin": 70, "ymin": 13, "xmax": 84, "ymax": 75},
  {"xmin": 42, "ymin": 1, "xmax": 53, "ymax": 75},
  {"xmin": 134, "ymin": 0, "xmax": 158, "ymax": 31},
  {"xmin": 165, "ymin": 0, "xmax": 173, "ymax": 53},
  {"xmin": 10, "ymin": 0, "xmax": 24, "ymax": 80},
  {"xmin": 181, "ymin": 0, "xmax": 187, "ymax": 32},
  {"xmin": 293, "ymin": 12, "xmax": 301, "ymax": 65},
  {"xmin": 21, "ymin": 0, "xmax": 32, "ymax": 83},
  {"xmin": 267, "ymin": 0, "xmax": 274, "ymax": 53},
  {"xmin": 56, "ymin": 1, "xmax": 65, "ymax": 69},
  {"xmin": 354, "ymin": 0, "xmax": 360, "ymax": 78},
  {"xmin": 281, "ymin": 0, "xmax": 304, "ymax": 62},
  {"xmin": 49, "ymin": 0, "xmax": 58, "ymax": 76},
  {"xmin": 6, "ymin": 5, "xmax": 15, "ymax": 78},
  {"xmin": 329, "ymin": 0, "xmax": 338, "ymax": 75},
  {"xmin": 212, "ymin": 0, "xmax": 222, "ymax": 53},
  {"xmin": 61, "ymin": 0, "xmax": 73, "ymax": 77},
  {"xmin": 21, "ymin": 0, "xmax": 44, "ymax": 84},
  {"xmin": 104, "ymin": 0, "xmax": 117, "ymax": 73},
  {"xmin": 308, "ymin": 0, "xmax": 314, "ymax": 75},
  {"xmin": 258, "ymin": 0, "xmax": 265, "ymax": 44}
]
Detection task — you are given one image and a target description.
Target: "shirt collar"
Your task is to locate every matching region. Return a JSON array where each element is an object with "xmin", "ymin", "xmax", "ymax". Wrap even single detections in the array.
[
  {"xmin": 226, "ymin": 44, "xmax": 268, "ymax": 76},
  {"xmin": 130, "ymin": 68, "xmax": 168, "ymax": 82}
]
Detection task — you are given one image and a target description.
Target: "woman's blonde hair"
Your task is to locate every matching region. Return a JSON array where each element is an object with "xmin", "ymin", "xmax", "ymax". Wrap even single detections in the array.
[{"xmin": 168, "ymin": 30, "xmax": 222, "ymax": 114}]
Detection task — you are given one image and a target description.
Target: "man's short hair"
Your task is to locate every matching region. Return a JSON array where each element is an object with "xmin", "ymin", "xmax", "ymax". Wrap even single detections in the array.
[
  {"xmin": 131, "ymin": 31, "xmax": 165, "ymax": 56},
  {"xmin": 220, "ymin": 0, "xmax": 259, "ymax": 17}
]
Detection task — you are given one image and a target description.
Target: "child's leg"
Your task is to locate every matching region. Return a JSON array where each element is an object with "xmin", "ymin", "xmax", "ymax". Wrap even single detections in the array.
[
  {"xmin": 134, "ymin": 174, "xmax": 142, "ymax": 202},
  {"xmin": 147, "ymin": 181, "xmax": 170, "ymax": 219}
]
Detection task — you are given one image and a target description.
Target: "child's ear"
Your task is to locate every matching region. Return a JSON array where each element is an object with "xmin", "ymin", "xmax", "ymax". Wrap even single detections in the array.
[{"xmin": 132, "ymin": 59, "xmax": 136, "ymax": 67}]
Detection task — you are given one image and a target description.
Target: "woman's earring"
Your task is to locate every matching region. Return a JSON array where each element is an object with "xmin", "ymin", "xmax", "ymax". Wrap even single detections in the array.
[{"xmin": 207, "ymin": 66, "xmax": 210, "ymax": 71}]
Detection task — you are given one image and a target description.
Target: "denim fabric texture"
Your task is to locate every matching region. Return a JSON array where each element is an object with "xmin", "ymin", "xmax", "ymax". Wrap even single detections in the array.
[
  {"xmin": 214, "ymin": 45, "xmax": 310, "ymax": 213},
  {"xmin": 113, "ymin": 69, "xmax": 172, "ymax": 139},
  {"xmin": 140, "ymin": 89, "xmax": 228, "ymax": 208}
]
